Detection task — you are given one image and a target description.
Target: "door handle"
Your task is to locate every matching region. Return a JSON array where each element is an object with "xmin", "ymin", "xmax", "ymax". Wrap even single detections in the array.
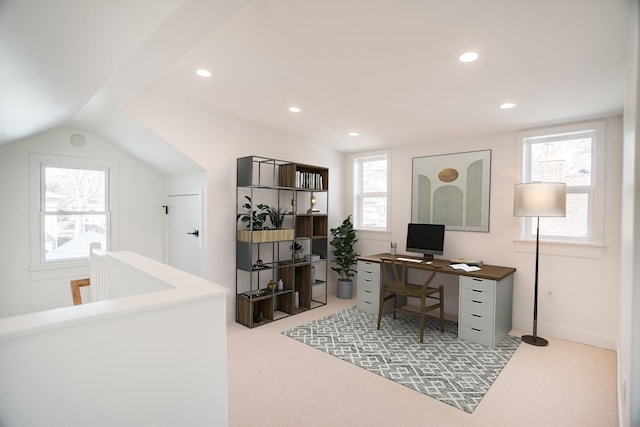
[{"xmin": 187, "ymin": 230, "xmax": 199, "ymax": 237}]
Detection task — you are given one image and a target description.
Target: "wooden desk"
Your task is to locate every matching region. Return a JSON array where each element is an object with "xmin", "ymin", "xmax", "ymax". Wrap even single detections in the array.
[{"xmin": 356, "ymin": 253, "xmax": 516, "ymax": 347}]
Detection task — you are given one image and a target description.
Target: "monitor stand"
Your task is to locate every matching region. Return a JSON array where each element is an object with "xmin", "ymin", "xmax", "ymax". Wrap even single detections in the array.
[{"xmin": 422, "ymin": 254, "xmax": 434, "ymax": 261}]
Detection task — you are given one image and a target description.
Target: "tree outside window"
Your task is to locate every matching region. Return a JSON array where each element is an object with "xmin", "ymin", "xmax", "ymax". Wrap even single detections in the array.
[{"xmin": 42, "ymin": 166, "xmax": 108, "ymax": 262}]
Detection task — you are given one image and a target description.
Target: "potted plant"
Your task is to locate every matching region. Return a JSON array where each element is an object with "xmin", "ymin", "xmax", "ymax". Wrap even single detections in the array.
[
  {"xmin": 237, "ymin": 196, "xmax": 268, "ymax": 230},
  {"xmin": 290, "ymin": 242, "xmax": 303, "ymax": 260},
  {"xmin": 265, "ymin": 205, "xmax": 286, "ymax": 229},
  {"xmin": 237, "ymin": 198, "xmax": 294, "ymax": 242},
  {"xmin": 330, "ymin": 215, "xmax": 359, "ymax": 299}
]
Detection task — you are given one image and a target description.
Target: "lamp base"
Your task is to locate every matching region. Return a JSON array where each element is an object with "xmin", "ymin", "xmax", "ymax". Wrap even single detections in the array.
[{"xmin": 522, "ymin": 335, "xmax": 548, "ymax": 346}]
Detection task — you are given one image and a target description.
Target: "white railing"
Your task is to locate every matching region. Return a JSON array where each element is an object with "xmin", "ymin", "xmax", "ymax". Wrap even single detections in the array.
[
  {"xmin": 0, "ymin": 250, "xmax": 229, "ymax": 427},
  {"xmin": 89, "ymin": 242, "xmax": 108, "ymax": 302}
]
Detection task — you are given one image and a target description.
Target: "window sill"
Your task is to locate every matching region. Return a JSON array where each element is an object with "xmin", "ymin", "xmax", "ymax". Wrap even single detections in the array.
[
  {"xmin": 513, "ymin": 239, "xmax": 604, "ymax": 259},
  {"xmin": 355, "ymin": 228, "xmax": 392, "ymax": 240},
  {"xmin": 29, "ymin": 261, "xmax": 89, "ymax": 281}
]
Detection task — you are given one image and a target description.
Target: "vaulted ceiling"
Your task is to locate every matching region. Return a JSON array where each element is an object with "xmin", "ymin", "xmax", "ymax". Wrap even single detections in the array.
[{"xmin": 0, "ymin": 0, "xmax": 631, "ymax": 161}]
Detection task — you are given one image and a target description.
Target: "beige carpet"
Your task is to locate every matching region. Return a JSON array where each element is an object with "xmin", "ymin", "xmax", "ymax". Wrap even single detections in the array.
[{"xmin": 227, "ymin": 294, "xmax": 618, "ymax": 427}]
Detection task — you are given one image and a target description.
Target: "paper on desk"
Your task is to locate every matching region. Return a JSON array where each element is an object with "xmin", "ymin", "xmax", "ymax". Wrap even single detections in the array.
[{"xmin": 449, "ymin": 263, "xmax": 481, "ymax": 272}]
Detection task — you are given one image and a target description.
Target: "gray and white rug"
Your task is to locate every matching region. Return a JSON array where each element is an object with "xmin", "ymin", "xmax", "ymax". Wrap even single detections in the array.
[{"xmin": 283, "ymin": 306, "xmax": 520, "ymax": 413}]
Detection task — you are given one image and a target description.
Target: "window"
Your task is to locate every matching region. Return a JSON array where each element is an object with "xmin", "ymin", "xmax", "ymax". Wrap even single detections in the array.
[
  {"xmin": 354, "ymin": 153, "xmax": 389, "ymax": 230},
  {"xmin": 519, "ymin": 121, "xmax": 604, "ymax": 243},
  {"xmin": 31, "ymin": 154, "xmax": 114, "ymax": 270}
]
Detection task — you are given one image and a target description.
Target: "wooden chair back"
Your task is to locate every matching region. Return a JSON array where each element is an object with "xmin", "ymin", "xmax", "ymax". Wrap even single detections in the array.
[{"xmin": 70, "ymin": 278, "xmax": 90, "ymax": 305}]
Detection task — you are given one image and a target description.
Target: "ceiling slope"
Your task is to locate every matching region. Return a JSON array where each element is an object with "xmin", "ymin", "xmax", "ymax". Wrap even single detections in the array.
[{"xmin": 0, "ymin": 0, "xmax": 631, "ymax": 160}]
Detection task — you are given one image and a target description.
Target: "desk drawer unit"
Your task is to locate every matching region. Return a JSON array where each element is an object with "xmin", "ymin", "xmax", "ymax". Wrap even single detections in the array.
[
  {"xmin": 458, "ymin": 275, "xmax": 513, "ymax": 347},
  {"xmin": 458, "ymin": 277, "xmax": 496, "ymax": 346},
  {"xmin": 357, "ymin": 261, "xmax": 380, "ymax": 314}
]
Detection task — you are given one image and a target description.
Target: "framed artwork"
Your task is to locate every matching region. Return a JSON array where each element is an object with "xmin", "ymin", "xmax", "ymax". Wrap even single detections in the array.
[{"xmin": 411, "ymin": 149, "xmax": 491, "ymax": 232}]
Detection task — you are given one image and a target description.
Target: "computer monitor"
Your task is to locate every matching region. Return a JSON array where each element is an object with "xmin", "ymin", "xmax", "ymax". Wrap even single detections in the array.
[{"xmin": 406, "ymin": 223, "xmax": 445, "ymax": 261}]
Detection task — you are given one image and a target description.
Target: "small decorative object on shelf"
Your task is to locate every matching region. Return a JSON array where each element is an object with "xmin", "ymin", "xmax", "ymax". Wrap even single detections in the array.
[
  {"xmin": 267, "ymin": 280, "xmax": 277, "ymax": 292},
  {"xmin": 290, "ymin": 242, "xmax": 303, "ymax": 260},
  {"xmin": 308, "ymin": 193, "xmax": 319, "ymax": 213},
  {"xmin": 236, "ymin": 156, "xmax": 329, "ymax": 328}
]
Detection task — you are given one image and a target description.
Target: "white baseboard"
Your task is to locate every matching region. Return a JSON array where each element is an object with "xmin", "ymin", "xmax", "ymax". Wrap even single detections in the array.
[{"xmin": 512, "ymin": 316, "xmax": 617, "ymax": 350}]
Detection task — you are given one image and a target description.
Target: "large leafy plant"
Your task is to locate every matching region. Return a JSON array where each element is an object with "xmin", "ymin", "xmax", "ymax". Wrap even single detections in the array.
[
  {"xmin": 237, "ymin": 196, "xmax": 269, "ymax": 230},
  {"xmin": 329, "ymin": 215, "xmax": 359, "ymax": 280}
]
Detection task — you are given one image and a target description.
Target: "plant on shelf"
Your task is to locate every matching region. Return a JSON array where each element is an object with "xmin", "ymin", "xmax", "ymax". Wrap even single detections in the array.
[
  {"xmin": 238, "ymin": 197, "xmax": 288, "ymax": 230},
  {"xmin": 265, "ymin": 205, "xmax": 286, "ymax": 229},
  {"xmin": 290, "ymin": 242, "xmax": 303, "ymax": 259},
  {"xmin": 329, "ymin": 215, "xmax": 359, "ymax": 299},
  {"xmin": 237, "ymin": 196, "xmax": 269, "ymax": 230}
]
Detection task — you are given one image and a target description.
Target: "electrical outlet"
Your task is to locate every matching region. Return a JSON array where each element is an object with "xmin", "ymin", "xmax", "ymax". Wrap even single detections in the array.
[{"xmin": 544, "ymin": 288, "xmax": 556, "ymax": 302}]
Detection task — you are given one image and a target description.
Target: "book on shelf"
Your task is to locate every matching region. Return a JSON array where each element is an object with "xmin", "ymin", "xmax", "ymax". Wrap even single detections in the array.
[
  {"xmin": 449, "ymin": 263, "xmax": 481, "ymax": 272},
  {"xmin": 295, "ymin": 170, "xmax": 324, "ymax": 190}
]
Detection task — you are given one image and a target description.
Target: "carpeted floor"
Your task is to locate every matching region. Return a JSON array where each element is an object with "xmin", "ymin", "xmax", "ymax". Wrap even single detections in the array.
[{"xmin": 283, "ymin": 306, "xmax": 520, "ymax": 413}]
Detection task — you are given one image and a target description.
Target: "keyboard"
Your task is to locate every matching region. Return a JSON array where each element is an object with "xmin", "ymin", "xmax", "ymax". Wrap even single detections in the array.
[{"xmin": 396, "ymin": 257, "xmax": 423, "ymax": 263}]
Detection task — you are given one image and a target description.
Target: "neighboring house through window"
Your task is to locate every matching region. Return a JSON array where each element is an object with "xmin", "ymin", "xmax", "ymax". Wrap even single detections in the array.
[
  {"xmin": 518, "ymin": 120, "xmax": 605, "ymax": 245},
  {"xmin": 353, "ymin": 153, "xmax": 389, "ymax": 231}
]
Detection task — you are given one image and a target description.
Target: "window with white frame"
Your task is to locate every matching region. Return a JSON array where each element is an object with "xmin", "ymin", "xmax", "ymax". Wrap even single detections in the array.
[
  {"xmin": 519, "ymin": 121, "xmax": 604, "ymax": 243},
  {"xmin": 31, "ymin": 154, "xmax": 113, "ymax": 267},
  {"xmin": 354, "ymin": 153, "xmax": 389, "ymax": 230}
]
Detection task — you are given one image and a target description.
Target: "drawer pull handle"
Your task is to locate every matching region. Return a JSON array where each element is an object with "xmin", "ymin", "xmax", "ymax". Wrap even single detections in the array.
[
  {"xmin": 471, "ymin": 327, "xmax": 482, "ymax": 332},
  {"xmin": 471, "ymin": 314, "xmax": 482, "ymax": 318},
  {"xmin": 472, "ymin": 289, "xmax": 483, "ymax": 293},
  {"xmin": 365, "ymin": 290, "xmax": 371, "ymax": 294},
  {"xmin": 471, "ymin": 300, "xmax": 482, "ymax": 304},
  {"xmin": 365, "ymin": 279, "xmax": 372, "ymax": 282},
  {"xmin": 472, "ymin": 278, "xmax": 482, "ymax": 282}
]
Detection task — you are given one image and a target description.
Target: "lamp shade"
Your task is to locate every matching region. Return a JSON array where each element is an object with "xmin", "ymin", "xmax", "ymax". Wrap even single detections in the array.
[{"xmin": 513, "ymin": 182, "xmax": 566, "ymax": 217}]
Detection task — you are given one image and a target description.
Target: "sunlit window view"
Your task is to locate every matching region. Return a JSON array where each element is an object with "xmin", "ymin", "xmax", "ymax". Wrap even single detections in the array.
[
  {"xmin": 43, "ymin": 167, "xmax": 108, "ymax": 262},
  {"xmin": 355, "ymin": 155, "xmax": 388, "ymax": 230},
  {"xmin": 523, "ymin": 131, "xmax": 593, "ymax": 241}
]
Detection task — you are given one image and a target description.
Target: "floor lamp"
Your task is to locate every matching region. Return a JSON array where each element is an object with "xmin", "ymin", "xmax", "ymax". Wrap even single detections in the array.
[{"xmin": 513, "ymin": 182, "xmax": 566, "ymax": 346}]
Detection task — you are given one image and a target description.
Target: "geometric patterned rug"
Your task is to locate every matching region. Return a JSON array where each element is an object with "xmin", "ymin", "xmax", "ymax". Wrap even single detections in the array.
[{"xmin": 283, "ymin": 306, "xmax": 521, "ymax": 413}]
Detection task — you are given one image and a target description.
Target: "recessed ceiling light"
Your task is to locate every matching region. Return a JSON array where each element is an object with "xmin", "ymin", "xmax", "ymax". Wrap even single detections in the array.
[
  {"xmin": 196, "ymin": 69, "xmax": 212, "ymax": 78},
  {"xmin": 288, "ymin": 106, "xmax": 301, "ymax": 113},
  {"xmin": 500, "ymin": 102, "xmax": 517, "ymax": 109},
  {"xmin": 459, "ymin": 52, "xmax": 479, "ymax": 63},
  {"xmin": 348, "ymin": 132, "xmax": 359, "ymax": 136}
]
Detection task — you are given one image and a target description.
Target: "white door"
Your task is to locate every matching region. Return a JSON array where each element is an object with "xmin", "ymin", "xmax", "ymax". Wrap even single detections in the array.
[{"xmin": 165, "ymin": 192, "xmax": 202, "ymax": 276}]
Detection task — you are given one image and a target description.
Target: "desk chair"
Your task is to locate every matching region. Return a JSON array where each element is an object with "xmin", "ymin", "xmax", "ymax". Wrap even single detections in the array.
[
  {"xmin": 70, "ymin": 278, "xmax": 90, "ymax": 305},
  {"xmin": 377, "ymin": 257, "xmax": 444, "ymax": 343}
]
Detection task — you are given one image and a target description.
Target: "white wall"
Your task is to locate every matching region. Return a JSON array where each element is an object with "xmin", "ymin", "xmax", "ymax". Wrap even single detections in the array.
[
  {"xmin": 620, "ymin": 1, "xmax": 640, "ymax": 425},
  {"xmin": 347, "ymin": 117, "xmax": 623, "ymax": 350},
  {"xmin": 126, "ymin": 96, "xmax": 344, "ymax": 321},
  {"xmin": 0, "ymin": 128, "xmax": 166, "ymax": 317}
]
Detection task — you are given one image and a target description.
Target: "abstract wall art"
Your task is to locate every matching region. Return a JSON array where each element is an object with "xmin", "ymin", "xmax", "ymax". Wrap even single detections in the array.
[{"xmin": 411, "ymin": 150, "xmax": 491, "ymax": 232}]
